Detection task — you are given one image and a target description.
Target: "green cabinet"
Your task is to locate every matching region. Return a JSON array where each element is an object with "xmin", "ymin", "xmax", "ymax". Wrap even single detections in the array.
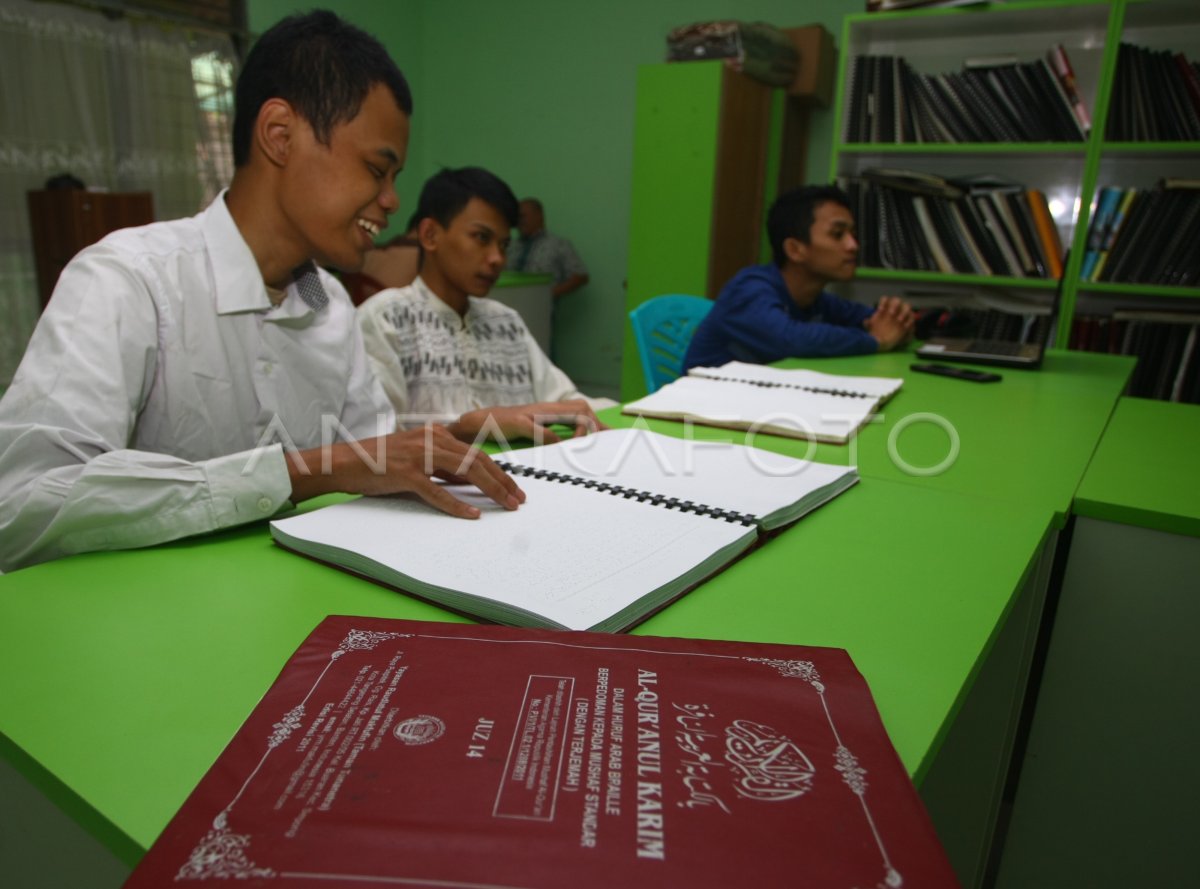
[{"xmin": 622, "ymin": 61, "xmax": 779, "ymax": 400}]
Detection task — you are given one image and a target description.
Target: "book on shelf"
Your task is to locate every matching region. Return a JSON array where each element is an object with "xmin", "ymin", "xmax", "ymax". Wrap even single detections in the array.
[
  {"xmin": 912, "ymin": 197, "xmax": 955, "ymax": 273},
  {"xmin": 976, "ymin": 67, "xmax": 1036, "ymax": 141},
  {"xmin": 860, "ymin": 167, "xmax": 964, "ymax": 199},
  {"xmin": 121, "ymin": 615, "xmax": 960, "ymax": 888},
  {"xmin": 1176, "ymin": 53, "xmax": 1200, "ymax": 123},
  {"xmin": 844, "ymin": 54, "xmax": 869, "ymax": 143},
  {"xmin": 1031, "ymin": 57, "xmax": 1087, "ymax": 141},
  {"xmin": 953, "ymin": 68, "xmax": 1023, "ymax": 142},
  {"xmin": 621, "ymin": 361, "xmax": 903, "ymax": 445},
  {"xmin": 986, "ymin": 190, "xmax": 1038, "ymax": 277},
  {"xmin": 269, "ymin": 428, "xmax": 858, "ymax": 633},
  {"xmin": 1095, "ymin": 184, "xmax": 1200, "ymax": 287},
  {"xmin": 965, "ymin": 54, "xmax": 1018, "ymax": 69},
  {"xmin": 1122, "ymin": 313, "xmax": 1199, "ymax": 403},
  {"xmin": 944, "ymin": 201, "xmax": 991, "ymax": 274},
  {"xmin": 1006, "ymin": 191, "xmax": 1050, "ymax": 277},
  {"xmin": 894, "ymin": 56, "xmax": 919, "ymax": 143},
  {"xmin": 1047, "ymin": 43, "xmax": 1092, "ymax": 134},
  {"xmin": 1107, "ymin": 42, "xmax": 1200, "ymax": 141},
  {"xmin": 1153, "ymin": 49, "xmax": 1200, "ymax": 141},
  {"xmin": 964, "ymin": 195, "xmax": 1017, "ymax": 275},
  {"xmin": 844, "ymin": 170, "xmax": 1061, "ymax": 279},
  {"xmin": 1071, "ymin": 309, "xmax": 1200, "ymax": 404},
  {"xmin": 1147, "ymin": 192, "xmax": 1200, "ymax": 287},
  {"xmin": 893, "ymin": 191, "xmax": 937, "ymax": 270},
  {"xmin": 1079, "ymin": 186, "xmax": 1123, "ymax": 280},
  {"xmin": 900, "ymin": 62, "xmax": 947, "ymax": 142},
  {"xmin": 1098, "ymin": 189, "xmax": 1159, "ymax": 283},
  {"xmin": 1024, "ymin": 188, "xmax": 1064, "ymax": 279},
  {"xmin": 844, "ymin": 47, "xmax": 1088, "ymax": 144},
  {"xmin": 876, "ymin": 55, "xmax": 897, "ymax": 143},
  {"xmin": 931, "ymin": 71, "xmax": 990, "ymax": 141},
  {"xmin": 1088, "ymin": 187, "xmax": 1138, "ymax": 282},
  {"xmin": 955, "ymin": 197, "xmax": 1003, "ymax": 273},
  {"xmin": 926, "ymin": 196, "xmax": 978, "ymax": 273}
]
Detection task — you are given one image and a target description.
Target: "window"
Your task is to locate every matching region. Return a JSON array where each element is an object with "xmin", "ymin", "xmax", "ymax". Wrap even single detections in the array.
[{"xmin": 0, "ymin": 0, "xmax": 242, "ymax": 382}]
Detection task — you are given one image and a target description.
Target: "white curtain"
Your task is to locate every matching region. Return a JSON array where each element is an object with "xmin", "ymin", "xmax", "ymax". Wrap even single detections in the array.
[{"xmin": 0, "ymin": 0, "xmax": 236, "ymax": 385}]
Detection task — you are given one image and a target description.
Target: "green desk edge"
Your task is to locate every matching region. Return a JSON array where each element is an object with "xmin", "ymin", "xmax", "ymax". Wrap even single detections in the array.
[
  {"xmin": 1073, "ymin": 397, "xmax": 1200, "ymax": 538},
  {"xmin": 495, "ymin": 271, "xmax": 553, "ymax": 287}
]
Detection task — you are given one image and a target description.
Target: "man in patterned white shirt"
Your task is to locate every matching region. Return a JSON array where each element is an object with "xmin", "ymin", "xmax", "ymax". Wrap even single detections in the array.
[
  {"xmin": 358, "ymin": 168, "xmax": 613, "ymax": 445},
  {"xmin": 508, "ymin": 198, "xmax": 590, "ymax": 299}
]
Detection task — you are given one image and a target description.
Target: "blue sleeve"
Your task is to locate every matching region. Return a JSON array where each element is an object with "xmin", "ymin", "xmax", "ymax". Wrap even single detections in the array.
[
  {"xmin": 815, "ymin": 292, "xmax": 876, "ymax": 329},
  {"xmin": 718, "ymin": 281, "xmax": 878, "ymax": 360}
]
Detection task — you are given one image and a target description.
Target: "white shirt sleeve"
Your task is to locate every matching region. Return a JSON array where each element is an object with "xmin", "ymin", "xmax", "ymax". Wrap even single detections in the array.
[{"xmin": 0, "ymin": 250, "xmax": 292, "ymax": 573}]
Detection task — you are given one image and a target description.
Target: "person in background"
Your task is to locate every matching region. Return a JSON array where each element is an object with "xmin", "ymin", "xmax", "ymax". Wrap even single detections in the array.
[
  {"xmin": 683, "ymin": 184, "xmax": 914, "ymax": 371},
  {"xmin": 507, "ymin": 197, "xmax": 589, "ymax": 299},
  {"xmin": 0, "ymin": 10, "xmax": 523, "ymax": 573},
  {"xmin": 358, "ymin": 167, "xmax": 613, "ymax": 445}
]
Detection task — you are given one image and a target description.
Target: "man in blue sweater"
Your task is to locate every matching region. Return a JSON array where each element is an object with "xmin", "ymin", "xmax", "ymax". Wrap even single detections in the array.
[{"xmin": 684, "ymin": 185, "xmax": 914, "ymax": 370}]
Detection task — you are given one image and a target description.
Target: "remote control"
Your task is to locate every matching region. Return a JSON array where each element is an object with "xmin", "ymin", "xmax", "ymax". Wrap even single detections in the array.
[{"xmin": 910, "ymin": 363, "xmax": 1002, "ymax": 383}]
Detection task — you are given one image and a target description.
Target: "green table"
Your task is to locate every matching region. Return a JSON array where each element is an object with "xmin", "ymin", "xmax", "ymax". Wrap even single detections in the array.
[
  {"xmin": 0, "ymin": 349, "xmax": 1135, "ymax": 889},
  {"xmin": 0, "ymin": 480, "xmax": 1048, "ymax": 874},
  {"xmin": 616, "ymin": 349, "xmax": 1135, "ymax": 521},
  {"xmin": 1071, "ymin": 396, "xmax": 1200, "ymax": 537}
]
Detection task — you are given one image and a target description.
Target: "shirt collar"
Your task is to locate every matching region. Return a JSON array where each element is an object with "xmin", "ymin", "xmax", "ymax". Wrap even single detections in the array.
[
  {"xmin": 412, "ymin": 275, "xmax": 478, "ymax": 325},
  {"xmin": 201, "ymin": 190, "xmax": 327, "ymax": 319},
  {"xmin": 201, "ymin": 190, "xmax": 273, "ymax": 315}
]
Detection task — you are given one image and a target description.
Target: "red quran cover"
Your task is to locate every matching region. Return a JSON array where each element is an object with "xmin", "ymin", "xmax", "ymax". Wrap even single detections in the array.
[{"xmin": 123, "ymin": 617, "xmax": 960, "ymax": 888}]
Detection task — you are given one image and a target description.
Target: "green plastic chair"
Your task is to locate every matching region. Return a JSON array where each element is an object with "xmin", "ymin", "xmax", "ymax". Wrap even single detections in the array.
[{"xmin": 629, "ymin": 294, "xmax": 713, "ymax": 393}]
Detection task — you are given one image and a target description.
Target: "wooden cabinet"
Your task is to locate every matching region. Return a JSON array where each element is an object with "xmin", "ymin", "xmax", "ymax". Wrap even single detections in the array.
[{"xmin": 27, "ymin": 190, "xmax": 154, "ymax": 308}]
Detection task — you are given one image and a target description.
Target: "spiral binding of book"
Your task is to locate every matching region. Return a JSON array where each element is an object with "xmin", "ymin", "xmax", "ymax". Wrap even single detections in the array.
[
  {"xmin": 493, "ymin": 461, "xmax": 760, "ymax": 527},
  {"xmin": 684, "ymin": 372, "xmax": 876, "ymax": 399}
]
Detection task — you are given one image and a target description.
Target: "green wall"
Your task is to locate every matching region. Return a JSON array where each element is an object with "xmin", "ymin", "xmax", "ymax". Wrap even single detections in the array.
[{"xmin": 249, "ymin": 0, "xmax": 855, "ymax": 398}]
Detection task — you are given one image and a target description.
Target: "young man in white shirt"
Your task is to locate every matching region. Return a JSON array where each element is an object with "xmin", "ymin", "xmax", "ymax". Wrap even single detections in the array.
[
  {"xmin": 358, "ymin": 167, "xmax": 612, "ymax": 445},
  {"xmin": 0, "ymin": 11, "xmax": 523, "ymax": 573}
]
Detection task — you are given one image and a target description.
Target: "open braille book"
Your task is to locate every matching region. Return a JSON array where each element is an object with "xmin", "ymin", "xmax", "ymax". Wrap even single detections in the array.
[
  {"xmin": 269, "ymin": 428, "xmax": 858, "ymax": 632},
  {"xmin": 623, "ymin": 361, "xmax": 904, "ymax": 444}
]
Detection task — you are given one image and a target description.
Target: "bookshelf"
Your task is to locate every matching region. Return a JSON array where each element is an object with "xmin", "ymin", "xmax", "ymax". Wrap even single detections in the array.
[
  {"xmin": 828, "ymin": 0, "xmax": 1200, "ymax": 402},
  {"xmin": 1074, "ymin": 0, "xmax": 1200, "ymax": 401}
]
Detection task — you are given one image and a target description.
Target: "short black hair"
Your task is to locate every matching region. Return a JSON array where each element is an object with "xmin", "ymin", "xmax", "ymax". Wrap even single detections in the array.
[
  {"xmin": 416, "ymin": 167, "xmax": 519, "ymax": 229},
  {"xmin": 232, "ymin": 10, "xmax": 412, "ymax": 167},
  {"xmin": 766, "ymin": 185, "xmax": 852, "ymax": 266}
]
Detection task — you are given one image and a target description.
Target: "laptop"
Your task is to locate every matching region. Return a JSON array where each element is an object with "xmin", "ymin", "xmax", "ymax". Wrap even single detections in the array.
[{"xmin": 915, "ymin": 269, "xmax": 1065, "ymax": 370}]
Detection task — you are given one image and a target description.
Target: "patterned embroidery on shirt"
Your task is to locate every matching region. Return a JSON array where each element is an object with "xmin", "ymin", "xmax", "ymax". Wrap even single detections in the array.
[{"xmin": 376, "ymin": 298, "xmax": 540, "ymax": 411}]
